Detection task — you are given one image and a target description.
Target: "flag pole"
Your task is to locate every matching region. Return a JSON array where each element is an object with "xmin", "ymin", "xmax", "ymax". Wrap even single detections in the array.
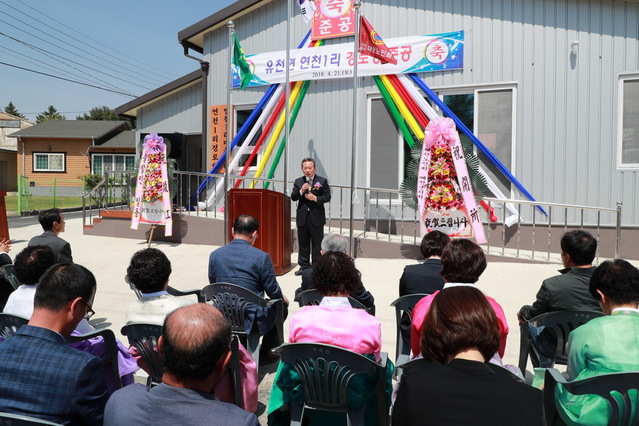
[
  {"xmin": 225, "ymin": 21, "xmax": 234, "ymax": 243},
  {"xmin": 349, "ymin": 1, "xmax": 361, "ymax": 255},
  {"xmin": 284, "ymin": 0, "xmax": 292, "ymax": 195}
]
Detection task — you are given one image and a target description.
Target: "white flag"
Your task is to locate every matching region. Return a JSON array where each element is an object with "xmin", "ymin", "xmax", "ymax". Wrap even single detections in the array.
[{"xmin": 298, "ymin": 0, "xmax": 316, "ymax": 25}]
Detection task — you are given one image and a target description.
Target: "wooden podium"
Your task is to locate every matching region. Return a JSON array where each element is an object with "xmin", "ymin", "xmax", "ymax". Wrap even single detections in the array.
[
  {"xmin": 227, "ymin": 188, "xmax": 292, "ymax": 275},
  {"xmin": 0, "ymin": 191, "xmax": 8, "ymax": 241}
]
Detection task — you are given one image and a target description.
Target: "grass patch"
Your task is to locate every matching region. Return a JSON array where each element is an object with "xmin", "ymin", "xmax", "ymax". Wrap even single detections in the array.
[{"xmin": 5, "ymin": 195, "xmax": 84, "ymax": 212}]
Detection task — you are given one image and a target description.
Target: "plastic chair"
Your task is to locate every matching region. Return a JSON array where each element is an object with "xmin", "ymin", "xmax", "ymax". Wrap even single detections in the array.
[
  {"xmin": 518, "ymin": 310, "xmax": 603, "ymax": 373},
  {"xmin": 389, "ymin": 294, "xmax": 429, "ymax": 370},
  {"xmin": 273, "ymin": 343, "xmax": 388, "ymax": 426},
  {"xmin": 121, "ymin": 323, "xmax": 163, "ymax": 387},
  {"xmin": 294, "ymin": 289, "xmax": 370, "ymax": 312},
  {"xmin": 126, "ymin": 276, "xmax": 204, "ymax": 303},
  {"xmin": 0, "ymin": 412, "xmax": 62, "ymax": 425},
  {"xmin": 202, "ymin": 283, "xmax": 284, "ymax": 366},
  {"xmin": 0, "ymin": 313, "xmax": 28, "ymax": 341},
  {"xmin": 64, "ymin": 328, "xmax": 122, "ymax": 390},
  {"xmin": 544, "ymin": 368, "xmax": 639, "ymax": 426},
  {"xmin": 0, "ymin": 265, "xmax": 21, "ymax": 291}
]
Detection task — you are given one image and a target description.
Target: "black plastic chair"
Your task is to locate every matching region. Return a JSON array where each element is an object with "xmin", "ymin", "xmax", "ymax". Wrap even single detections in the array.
[
  {"xmin": 389, "ymin": 294, "xmax": 429, "ymax": 370},
  {"xmin": 126, "ymin": 276, "xmax": 204, "ymax": 303},
  {"xmin": 64, "ymin": 328, "xmax": 122, "ymax": 390},
  {"xmin": 0, "ymin": 313, "xmax": 28, "ymax": 341},
  {"xmin": 0, "ymin": 265, "xmax": 21, "ymax": 291},
  {"xmin": 518, "ymin": 310, "xmax": 603, "ymax": 373},
  {"xmin": 202, "ymin": 282, "xmax": 284, "ymax": 366},
  {"xmin": 273, "ymin": 343, "xmax": 388, "ymax": 426},
  {"xmin": 544, "ymin": 368, "xmax": 639, "ymax": 426},
  {"xmin": 121, "ymin": 323, "xmax": 163, "ymax": 387},
  {"xmin": 0, "ymin": 412, "xmax": 62, "ymax": 425},
  {"xmin": 294, "ymin": 289, "xmax": 369, "ymax": 312}
]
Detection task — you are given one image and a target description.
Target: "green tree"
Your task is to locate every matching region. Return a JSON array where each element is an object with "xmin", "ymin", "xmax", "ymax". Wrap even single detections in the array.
[
  {"xmin": 76, "ymin": 105, "xmax": 135, "ymax": 128},
  {"xmin": 36, "ymin": 105, "xmax": 66, "ymax": 123},
  {"xmin": 3, "ymin": 101, "xmax": 25, "ymax": 119}
]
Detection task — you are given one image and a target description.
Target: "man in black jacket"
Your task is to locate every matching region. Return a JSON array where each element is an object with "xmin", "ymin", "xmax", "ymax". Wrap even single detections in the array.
[{"xmin": 291, "ymin": 158, "xmax": 331, "ymax": 276}]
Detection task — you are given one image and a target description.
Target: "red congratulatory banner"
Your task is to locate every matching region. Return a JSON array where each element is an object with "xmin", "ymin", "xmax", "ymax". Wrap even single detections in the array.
[{"xmin": 312, "ymin": 0, "xmax": 356, "ymax": 40}]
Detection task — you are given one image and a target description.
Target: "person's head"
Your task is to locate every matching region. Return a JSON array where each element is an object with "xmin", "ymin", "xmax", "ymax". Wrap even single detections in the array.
[
  {"xmin": 311, "ymin": 251, "xmax": 361, "ymax": 297},
  {"xmin": 232, "ymin": 215, "xmax": 259, "ymax": 244},
  {"xmin": 160, "ymin": 304, "xmax": 232, "ymax": 383},
  {"xmin": 320, "ymin": 233, "xmax": 349, "ymax": 254},
  {"xmin": 126, "ymin": 248, "xmax": 172, "ymax": 294},
  {"xmin": 38, "ymin": 208, "xmax": 65, "ymax": 233},
  {"xmin": 301, "ymin": 157, "xmax": 316, "ymax": 178},
  {"xmin": 439, "ymin": 239, "xmax": 487, "ymax": 283},
  {"xmin": 420, "ymin": 231, "xmax": 450, "ymax": 259},
  {"xmin": 421, "ymin": 286, "xmax": 500, "ymax": 364},
  {"xmin": 13, "ymin": 245, "xmax": 56, "ymax": 285},
  {"xmin": 33, "ymin": 263, "xmax": 97, "ymax": 333},
  {"xmin": 560, "ymin": 230, "xmax": 597, "ymax": 267},
  {"xmin": 589, "ymin": 259, "xmax": 639, "ymax": 314}
]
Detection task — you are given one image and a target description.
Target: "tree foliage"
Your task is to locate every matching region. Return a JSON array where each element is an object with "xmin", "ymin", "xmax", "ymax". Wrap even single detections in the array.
[
  {"xmin": 76, "ymin": 105, "xmax": 135, "ymax": 128},
  {"xmin": 3, "ymin": 101, "xmax": 25, "ymax": 119},
  {"xmin": 36, "ymin": 105, "xmax": 66, "ymax": 123}
]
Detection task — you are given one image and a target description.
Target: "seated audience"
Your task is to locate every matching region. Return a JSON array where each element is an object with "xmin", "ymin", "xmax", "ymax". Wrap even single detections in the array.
[
  {"xmin": 4, "ymin": 246, "xmax": 137, "ymax": 392},
  {"xmin": 125, "ymin": 248, "xmax": 194, "ymax": 324},
  {"xmin": 296, "ymin": 233, "xmax": 375, "ymax": 314},
  {"xmin": 393, "ymin": 286, "xmax": 543, "ymax": 426},
  {"xmin": 105, "ymin": 304, "xmax": 259, "ymax": 426},
  {"xmin": 0, "ymin": 239, "xmax": 10, "ymax": 266},
  {"xmin": 555, "ymin": 259, "xmax": 639, "ymax": 425},
  {"xmin": 0, "ymin": 263, "xmax": 110, "ymax": 425},
  {"xmin": 397, "ymin": 230, "xmax": 450, "ymax": 349},
  {"xmin": 410, "ymin": 239, "xmax": 509, "ymax": 360},
  {"xmin": 268, "ymin": 251, "xmax": 392, "ymax": 425},
  {"xmin": 0, "ymin": 239, "xmax": 13, "ymax": 310},
  {"xmin": 28, "ymin": 208, "xmax": 73, "ymax": 263},
  {"xmin": 125, "ymin": 248, "xmax": 258, "ymax": 412}
]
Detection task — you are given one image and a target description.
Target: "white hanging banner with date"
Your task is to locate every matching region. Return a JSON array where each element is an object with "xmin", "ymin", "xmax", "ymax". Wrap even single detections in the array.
[{"xmin": 131, "ymin": 133, "xmax": 173, "ymax": 236}]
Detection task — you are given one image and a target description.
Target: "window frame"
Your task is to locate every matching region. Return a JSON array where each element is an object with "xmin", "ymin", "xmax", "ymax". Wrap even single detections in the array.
[
  {"xmin": 617, "ymin": 74, "xmax": 639, "ymax": 169},
  {"xmin": 32, "ymin": 152, "xmax": 66, "ymax": 173},
  {"xmin": 234, "ymin": 104, "xmax": 261, "ymax": 172},
  {"xmin": 91, "ymin": 153, "xmax": 136, "ymax": 176}
]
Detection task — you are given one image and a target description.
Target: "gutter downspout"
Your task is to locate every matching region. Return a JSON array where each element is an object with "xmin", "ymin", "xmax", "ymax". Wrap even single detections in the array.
[{"xmin": 183, "ymin": 45, "xmax": 210, "ymax": 173}]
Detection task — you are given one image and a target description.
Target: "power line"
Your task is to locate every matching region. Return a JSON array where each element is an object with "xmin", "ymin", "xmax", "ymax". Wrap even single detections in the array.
[{"xmin": 0, "ymin": 62, "xmax": 137, "ymax": 97}]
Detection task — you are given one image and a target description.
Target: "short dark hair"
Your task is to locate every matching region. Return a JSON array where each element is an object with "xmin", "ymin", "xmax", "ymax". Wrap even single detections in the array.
[
  {"xmin": 589, "ymin": 259, "xmax": 639, "ymax": 305},
  {"xmin": 561, "ymin": 230, "xmax": 597, "ymax": 266},
  {"xmin": 420, "ymin": 231, "xmax": 450, "ymax": 258},
  {"xmin": 233, "ymin": 214, "xmax": 259, "ymax": 236},
  {"xmin": 34, "ymin": 263, "xmax": 96, "ymax": 311},
  {"xmin": 162, "ymin": 304, "xmax": 231, "ymax": 380},
  {"xmin": 311, "ymin": 251, "xmax": 361, "ymax": 296},
  {"xmin": 126, "ymin": 248, "xmax": 172, "ymax": 293},
  {"xmin": 301, "ymin": 157, "xmax": 315, "ymax": 167},
  {"xmin": 439, "ymin": 239, "xmax": 487, "ymax": 283},
  {"xmin": 13, "ymin": 246, "xmax": 56, "ymax": 285},
  {"xmin": 421, "ymin": 286, "xmax": 500, "ymax": 363},
  {"xmin": 38, "ymin": 208, "xmax": 62, "ymax": 231}
]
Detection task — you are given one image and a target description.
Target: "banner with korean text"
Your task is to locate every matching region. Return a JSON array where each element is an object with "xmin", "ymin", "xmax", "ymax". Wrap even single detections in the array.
[
  {"xmin": 232, "ymin": 31, "xmax": 464, "ymax": 88},
  {"xmin": 312, "ymin": 0, "xmax": 355, "ymax": 40}
]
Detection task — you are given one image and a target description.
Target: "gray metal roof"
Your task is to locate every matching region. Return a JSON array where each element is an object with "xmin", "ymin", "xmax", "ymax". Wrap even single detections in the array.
[
  {"xmin": 11, "ymin": 120, "xmax": 130, "ymax": 141},
  {"xmin": 115, "ymin": 70, "xmax": 202, "ymax": 118},
  {"xmin": 97, "ymin": 130, "xmax": 136, "ymax": 149}
]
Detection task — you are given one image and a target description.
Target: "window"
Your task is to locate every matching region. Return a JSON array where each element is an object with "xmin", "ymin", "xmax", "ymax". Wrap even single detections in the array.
[
  {"xmin": 618, "ymin": 76, "xmax": 639, "ymax": 168},
  {"xmin": 92, "ymin": 154, "xmax": 136, "ymax": 176},
  {"xmin": 235, "ymin": 107, "xmax": 261, "ymax": 169},
  {"xmin": 33, "ymin": 152, "xmax": 65, "ymax": 172}
]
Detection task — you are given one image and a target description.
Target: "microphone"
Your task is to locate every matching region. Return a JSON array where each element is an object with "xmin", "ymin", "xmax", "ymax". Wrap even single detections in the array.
[{"xmin": 304, "ymin": 176, "xmax": 310, "ymax": 193}]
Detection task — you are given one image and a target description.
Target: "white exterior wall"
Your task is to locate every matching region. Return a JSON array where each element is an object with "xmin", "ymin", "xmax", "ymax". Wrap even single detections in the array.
[
  {"xmin": 136, "ymin": 82, "xmax": 203, "ymax": 135},
  {"xmin": 192, "ymin": 0, "xmax": 639, "ymax": 226}
]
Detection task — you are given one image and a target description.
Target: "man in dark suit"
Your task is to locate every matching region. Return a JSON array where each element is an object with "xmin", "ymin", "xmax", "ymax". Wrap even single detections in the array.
[
  {"xmin": 0, "ymin": 263, "xmax": 109, "ymax": 425},
  {"xmin": 28, "ymin": 208, "xmax": 73, "ymax": 263},
  {"xmin": 291, "ymin": 158, "xmax": 331, "ymax": 276},
  {"xmin": 105, "ymin": 304, "xmax": 259, "ymax": 426},
  {"xmin": 397, "ymin": 230, "xmax": 450, "ymax": 349},
  {"xmin": 296, "ymin": 233, "xmax": 376, "ymax": 314}
]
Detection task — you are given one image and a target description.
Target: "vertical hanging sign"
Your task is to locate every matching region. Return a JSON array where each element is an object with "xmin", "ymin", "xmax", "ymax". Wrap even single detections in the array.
[
  {"xmin": 131, "ymin": 133, "xmax": 173, "ymax": 236},
  {"xmin": 312, "ymin": 0, "xmax": 356, "ymax": 40},
  {"xmin": 210, "ymin": 105, "xmax": 228, "ymax": 171}
]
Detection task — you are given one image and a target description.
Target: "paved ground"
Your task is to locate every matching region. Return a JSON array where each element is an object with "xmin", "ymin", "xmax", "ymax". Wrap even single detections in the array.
[{"xmin": 5, "ymin": 215, "xmax": 632, "ymax": 422}]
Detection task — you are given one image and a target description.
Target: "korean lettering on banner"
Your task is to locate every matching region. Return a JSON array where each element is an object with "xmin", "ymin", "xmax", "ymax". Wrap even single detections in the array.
[
  {"xmin": 312, "ymin": 0, "xmax": 355, "ymax": 40},
  {"xmin": 210, "ymin": 105, "xmax": 228, "ymax": 171}
]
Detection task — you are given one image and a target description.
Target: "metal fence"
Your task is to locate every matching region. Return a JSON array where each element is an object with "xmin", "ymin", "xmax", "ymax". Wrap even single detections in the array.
[{"xmin": 92, "ymin": 169, "xmax": 622, "ymax": 262}]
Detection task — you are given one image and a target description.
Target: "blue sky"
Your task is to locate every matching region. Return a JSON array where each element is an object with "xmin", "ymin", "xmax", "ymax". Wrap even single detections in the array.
[{"xmin": 0, "ymin": 0, "xmax": 236, "ymax": 121}]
